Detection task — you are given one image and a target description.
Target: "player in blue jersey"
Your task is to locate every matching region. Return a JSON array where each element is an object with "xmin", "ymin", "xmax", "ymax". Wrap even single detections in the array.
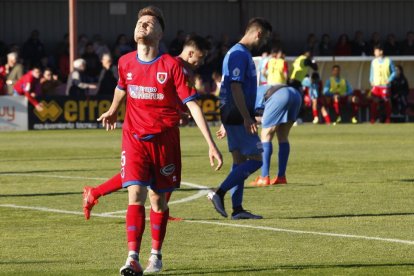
[
  {"xmin": 207, "ymin": 17, "xmax": 272, "ymax": 220},
  {"xmin": 251, "ymin": 84, "xmax": 302, "ymax": 186}
]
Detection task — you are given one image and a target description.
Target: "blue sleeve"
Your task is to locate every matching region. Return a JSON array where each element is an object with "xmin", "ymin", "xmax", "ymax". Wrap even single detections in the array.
[
  {"xmin": 388, "ymin": 60, "xmax": 396, "ymax": 84},
  {"xmin": 227, "ymin": 51, "xmax": 248, "ymax": 83},
  {"xmin": 369, "ymin": 61, "xmax": 374, "ymax": 84},
  {"xmin": 346, "ymin": 80, "xmax": 353, "ymax": 95},
  {"xmin": 323, "ymin": 79, "xmax": 331, "ymax": 95}
]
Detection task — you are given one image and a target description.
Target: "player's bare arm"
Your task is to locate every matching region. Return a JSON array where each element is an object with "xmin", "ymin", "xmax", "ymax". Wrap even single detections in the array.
[
  {"xmin": 231, "ymin": 82, "xmax": 258, "ymax": 134},
  {"xmin": 97, "ymin": 88, "xmax": 126, "ymax": 131},
  {"xmin": 186, "ymin": 100, "xmax": 223, "ymax": 171}
]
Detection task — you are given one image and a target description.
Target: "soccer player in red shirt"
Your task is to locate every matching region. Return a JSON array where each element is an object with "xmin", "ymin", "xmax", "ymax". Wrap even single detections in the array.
[
  {"xmin": 82, "ymin": 34, "xmax": 212, "ymax": 222},
  {"xmin": 13, "ymin": 67, "xmax": 44, "ymax": 111},
  {"xmin": 96, "ymin": 7, "xmax": 222, "ymax": 275}
]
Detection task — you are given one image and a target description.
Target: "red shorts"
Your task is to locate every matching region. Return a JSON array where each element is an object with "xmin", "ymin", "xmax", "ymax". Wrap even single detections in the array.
[
  {"xmin": 371, "ymin": 86, "xmax": 390, "ymax": 99},
  {"xmin": 121, "ymin": 127, "xmax": 181, "ymax": 192}
]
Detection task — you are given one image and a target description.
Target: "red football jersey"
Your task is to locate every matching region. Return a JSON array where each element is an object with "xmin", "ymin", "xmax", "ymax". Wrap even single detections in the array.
[
  {"xmin": 13, "ymin": 70, "xmax": 38, "ymax": 94},
  {"xmin": 117, "ymin": 52, "xmax": 197, "ymax": 137}
]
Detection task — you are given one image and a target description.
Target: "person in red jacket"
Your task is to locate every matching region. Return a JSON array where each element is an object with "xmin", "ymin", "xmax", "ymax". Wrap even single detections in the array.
[{"xmin": 13, "ymin": 67, "xmax": 43, "ymax": 111}]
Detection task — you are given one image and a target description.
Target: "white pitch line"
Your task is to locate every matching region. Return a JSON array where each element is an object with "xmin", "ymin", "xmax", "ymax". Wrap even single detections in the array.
[
  {"xmin": 1, "ymin": 203, "xmax": 414, "ymax": 246},
  {"xmin": 0, "ymin": 173, "xmax": 210, "ymax": 215}
]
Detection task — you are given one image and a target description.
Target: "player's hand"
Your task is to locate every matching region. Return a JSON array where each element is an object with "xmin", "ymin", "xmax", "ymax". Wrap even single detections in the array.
[
  {"xmin": 35, "ymin": 103, "xmax": 44, "ymax": 112},
  {"xmin": 97, "ymin": 109, "xmax": 118, "ymax": 131},
  {"xmin": 244, "ymin": 117, "xmax": 258, "ymax": 135},
  {"xmin": 216, "ymin": 124, "xmax": 226, "ymax": 139},
  {"xmin": 179, "ymin": 112, "xmax": 190, "ymax": 126},
  {"xmin": 209, "ymin": 145, "xmax": 223, "ymax": 171}
]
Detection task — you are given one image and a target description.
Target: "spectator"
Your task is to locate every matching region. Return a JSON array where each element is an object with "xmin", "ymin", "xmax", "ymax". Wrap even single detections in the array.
[
  {"xmin": 369, "ymin": 44, "xmax": 396, "ymax": 123},
  {"xmin": 40, "ymin": 68, "xmax": 61, "ymax": 96},
  {"xmin": 335, "ymin": 34, "xmax": 352, "ymax": 56},
  {"xmin": 319, "ymin": 34, "xmax": 333, "ymax": 56},
  {"xmin": 81, "ymin": 42, "xmax": 102, "ymax": 81},
  {"xmin": 77, "ymin": 34, "xmax": 89, "ymax": 56},
  {"xmin": 323, "ymin": 65, "xmax": 359, "ymax": 124},
  {"xmin": 92, "ymin": 34, "xmax": 110, "ymax": 58},
  {"xmin": 400, "ymin": 31, "xmax": 414, "ymax": 55},
  {"xmin": 97, "ymin": 53, "xmax": 118, "ymax": 95},
  {"xmin": 367, "ymin": 32, "xmax": 381, "ymax": 56},
  {"xmin": 21, "ymin": 30, "xmax": 46, "ymax": 68},
  {"xmin": 265, "ymin": 46, "xmax": 288, "ymax": 85},
  {"xmin": 391, "ymin": 65, "xmax": 409, "ymax": 116},
  {"xmin": 211, "ymin": 71, "xmax": 222, "ymax": 97},
  {"xmin": 0, "ymin": 40, "xmax": 8, "ymax": 65},
  {"xmin": 114, "ymin": 34, "xmax": 133, "ymax": 56},
  {"xmin": 384, "ymin": 33, "xmax": 400, "ymax": 56},
  {"xmin": 169, "ymin": 30, "xmax": 186, "ymax": 56},
  {"xmin": 13, "ymin": 66, "xmax": 43, "ymax": 111},
  {"xmin": 302, "ymin": 72, "xmax": 331, "ymax": 124},
  {"xmin": 304, "ymin": 33, "xmax": 318, "ymax": 56},
  {"xmin": 65, "ymin": 58, "xmax": 97, "ymax": 98},
  {"xmin": 3, "ymin": 52, "xmax": 24, "ymax": 95},
  {"xmin": 351, "ymin": 30, "xmax": 368, "ymax": 56}
]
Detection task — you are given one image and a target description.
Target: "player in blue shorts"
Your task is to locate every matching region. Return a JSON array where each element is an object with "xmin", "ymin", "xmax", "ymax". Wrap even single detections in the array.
[
  {"xmin": 251, "ymin": 84, "xmax": 302, "ymax": 186},
  {"xmin": 207, "ymin": 17, "xmax": 272, "ymax": 220}
]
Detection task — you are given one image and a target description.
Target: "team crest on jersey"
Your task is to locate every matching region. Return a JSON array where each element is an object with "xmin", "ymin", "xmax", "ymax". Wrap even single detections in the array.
[
  {"xmin": 127, "ymin": 72, "xmax": 133, "ymax": 80},
  {"xmin": 232, "ymin": 67, "xmax": 240, "ymax": 77},
  {"xmin": 157, "ymin": 72, "xmax": 168, "ymax": 84},
  {"xmin": 160, "ymin": 164, "xmax": 175, "ymax": 176}
]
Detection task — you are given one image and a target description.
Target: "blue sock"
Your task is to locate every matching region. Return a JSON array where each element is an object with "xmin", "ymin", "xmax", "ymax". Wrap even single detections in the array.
[
  {"xmin": 261, "ymin": 142, "xmax": 273, "ymax": 177},
  {"xmin": 219, "ymin": 159, "xmax": 263, "ymax": 193},
  {"xmin": 278, "ymin": 142, "xmax": 290, "ymax": 177},
  {"xmin": 229, "ymin": 164, "xmax": 243, "ymax": 210}
]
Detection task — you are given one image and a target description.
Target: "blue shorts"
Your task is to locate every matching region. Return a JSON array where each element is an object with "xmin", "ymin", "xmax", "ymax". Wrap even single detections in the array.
[
  {"xmin": 262, "ymin": 87, "xmax": 302, "ymax": 128},
  {"xmin": 223, "ymin": 124, "xmax": 262, "ymax": 156}
]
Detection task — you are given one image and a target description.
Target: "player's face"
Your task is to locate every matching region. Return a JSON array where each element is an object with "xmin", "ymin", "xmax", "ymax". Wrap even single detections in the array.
[
  {"xmin": 43, "ymin": 70, "xmax": 52, "ymax": 80},
  {"xmin": 188, "ymin": 49, "xmax": 206, "ymax": 69},
  {"xmin": 332, "ymin": 67, "xmax": 340, "ymax": 77},
  {"xmin": 374, "ymin": 48, "xmax": 383, "ymax": 57},
  {"xmin": 134, "ymin": 15, "xmax": 162, "ymax": 43},
  {"xmin": 32, "ymin": 69, "xmax": 41, "ymax": 79}
]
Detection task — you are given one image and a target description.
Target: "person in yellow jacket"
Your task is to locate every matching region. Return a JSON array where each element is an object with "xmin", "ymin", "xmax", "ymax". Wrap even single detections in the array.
[
  {"xmin": 265, "ymin": 46, "xmax": 288, "ymax": 85},
  {"xmin": 323, "ymin": 65, "xmax": 359, "ymax": 124},
  {"xmin": 369, "ymin": 44, "xmax": 396, "ymax": 123}
]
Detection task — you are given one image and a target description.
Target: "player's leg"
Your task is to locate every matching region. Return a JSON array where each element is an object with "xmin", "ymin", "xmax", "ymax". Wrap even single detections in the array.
[
  {"xmin": 83, "ymin": 173, "xmax": 123, "ymax": 220},
  {"xmin": 333, "ymin": 94, "xmax": 341, "ymax": 123},
  {"xmin": 320, "ymin": 96, "xmax": 331, "ymax": 124},
  {"xmin": 350, "ymin": 95, "xmax": 359, "ymax": 124},
  {"xmin": 120, "ymin": 185, "xmax": 147, "ymax": 276},
  {"xmin": 384, "ymin": 95, "xmax": 392, "ymax": 123},
  {"xmin": 270, "ymin": 122, "xmax": 294, "ymax": 185},
  {"xmin": 144, "ymin": 190, "xmax": 168, "ymax": 273},
  {"xmin": 311, "ymin": 98, "xmax": 319, "ymax": 124}
]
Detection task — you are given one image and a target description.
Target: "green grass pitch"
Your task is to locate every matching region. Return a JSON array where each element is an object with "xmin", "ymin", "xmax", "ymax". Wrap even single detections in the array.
[{"xmin": 1, "ymin": 124, "xmax": 414, "ymax": 275}]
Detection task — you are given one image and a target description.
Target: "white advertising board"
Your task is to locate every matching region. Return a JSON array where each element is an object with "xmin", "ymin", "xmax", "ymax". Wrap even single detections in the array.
[{"xmin": 0, "ymin": 96, "xmax": 28, "ymax": 131}]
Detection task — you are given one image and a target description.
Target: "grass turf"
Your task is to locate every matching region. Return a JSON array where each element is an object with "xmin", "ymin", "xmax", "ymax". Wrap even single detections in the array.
[{"xmin": 0, "ymin": 124, "xmax": 414, "ymax": 275}]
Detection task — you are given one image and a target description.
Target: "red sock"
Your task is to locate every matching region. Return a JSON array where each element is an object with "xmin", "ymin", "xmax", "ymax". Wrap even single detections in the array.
[
  {"xmin": 333, "ymin": 101, "xmax": 340, "ymax": 115},
  {"xmin": 312, "ymin": 108, "xmax": 318, "ymax": 118},
  {"xmin": 165, "ymin": 192, "xmax": 172, "ymax": 203},
  {"xmin": 126, "ymin": 205, "xmax": 146, "ymax": 252},
  {"xmin": 323, "ymin": 114, "xmax": 331, "ymax": 124},
  {"xmin": 352, "ymin": 102, "xmax": 359, "ymax": 117},
  {"xmin": 385, "ymin": 101, "xmax": 392, "ymax": 120},
  {"xmin": 370, "ymin": 102, "xmax": 378, "ymax": 121},
  {"xmin": 150, "ymin": 208, "xmax": 169, "ymax": 250},
  {"xmin": 93, "ymin": 173, "xmax": 123, "ymax": 197}
]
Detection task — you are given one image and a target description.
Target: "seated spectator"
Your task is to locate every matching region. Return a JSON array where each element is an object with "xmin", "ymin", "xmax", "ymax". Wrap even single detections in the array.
[
  {"xmin": 323, "ymin": 65, "xmax": 359, "ymax": 124},
  {"xmin": 319, "ymin": 34, "xmax": 333, "ymax": 56},
  {"xmin": 400, "ymin": 31, "xmax": 414, "ymax": 55},
  {"xmin": 304, "ymin": 33, "xmax": 318, "ymax": 56},
  {"xmin": 367, "ymin": 32, "xmax": 381, "ymax": 56},
  {"xmin": 302, "ymin": 72, "xmax": 331, "ymax": 124},
  {"xmin": 169, "ymin": 30, "xmax": 186, "ymax": 56},
  {"xmin": 22, "ymin": 30, "xmax": 46, "ymax": 68},
  {"xmin": 384, "ymin": 33, "xmax": 400, "ymax": 56},
  {"xmin": 211, "ymin": 71, "xmax": 222, "ymax": 97},
  {"xmin": 92, "ymin": 34, "xmax": 110, "ymax": 58},
  {"xmin": 113, "ymin": 34, "xmax": 133, "ymax": 56},
  {"xmin": 97, "ymin": 53, "xmax": 118, "ymax": 95},
  {"xmin": 65, "ymin": 58, "xmax": 97, "ymax": 98},
  {"xmin": 335, "ymin": 34, "xmax": 352, "ymax": 56},
  {"xmin": 81, "ymin": 42, "xmax": 101, "ymax": 81},
  {"xmin": 77, "ymin": 34, "xmax": 89, "ymax": 56},
  {"xmin": 391, "ymin": 65, "xmax": 409, "ymax": 115},
  {"xmin": 13, "ymin": 66, "xmax": 43, "ymax": 111},
  {"xmin": 40, "ymin": 68, "xmax": 61, "ymax": 96},
  {"xmin": 3, "ymin": 52, "xmax": 24, "ymax": 95},
  {"xmin": 351, "ymin": 31, "xmax": 368, "ymax": 56}
]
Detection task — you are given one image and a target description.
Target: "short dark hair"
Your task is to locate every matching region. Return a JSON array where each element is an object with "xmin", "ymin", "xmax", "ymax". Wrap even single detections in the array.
[
  {"xmin": 374, "ymin": 43, "xmax": 384, "ymax": 51},
  {"xmin": 138, "ymin": 6, "xmax": 165, "ymax": 31},
  {"xmin": 184, "ymin": 34, "xmax": 211, "ymax": 52},
  {"xmin": 245, "ymin": 17, "xmax": 272, "ymax": 34},
  {"xmin": 332, "ymin": 65, "xmax": 341, "ymax": 70}
]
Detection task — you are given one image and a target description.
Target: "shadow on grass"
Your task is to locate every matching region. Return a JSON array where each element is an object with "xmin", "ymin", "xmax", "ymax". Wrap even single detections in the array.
[
  {"xmin": 0, "ymin": 192, "xmax": 83, "ymax": 198},
  {"xmin": 400, "ymin": 179, "xmax": 414, "ymax": 183},
  {"xmin": 0, "ymin": 168, "xmax": 98, "ymax": 174},
  {"xmin": 163, "ymin": 263, "xmax": 414, "ymax": 275},
  {"xmin": 286, "ymin": 212, "xmax": 414, "ymax": 219},
  {"xmin": 0, "ymin": 156, "xmax": 117, "ymax": 162}
]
